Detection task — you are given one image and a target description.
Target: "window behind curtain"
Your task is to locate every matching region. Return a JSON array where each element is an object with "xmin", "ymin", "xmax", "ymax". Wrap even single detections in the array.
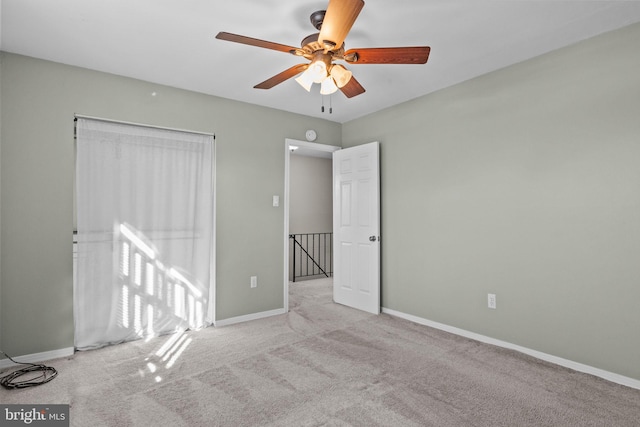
[{"xmin": 74, "ymin": 117, "xmax": 214, "ymax": 350}]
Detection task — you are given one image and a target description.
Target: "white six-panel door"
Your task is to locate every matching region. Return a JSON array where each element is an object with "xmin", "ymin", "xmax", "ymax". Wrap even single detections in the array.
[{"xmin": 332, "ymin": 142, "xmax": 380, "ymax": 314}]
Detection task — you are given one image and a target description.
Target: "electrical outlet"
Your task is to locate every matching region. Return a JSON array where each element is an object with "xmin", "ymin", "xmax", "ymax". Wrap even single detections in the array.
[
  {"xmin": 488, "ymin": 293, "xmax": 497, "ymax": 309},
  {"xmin": 250, "ymin": 276, "xmax": 257, "ymax": 288}
]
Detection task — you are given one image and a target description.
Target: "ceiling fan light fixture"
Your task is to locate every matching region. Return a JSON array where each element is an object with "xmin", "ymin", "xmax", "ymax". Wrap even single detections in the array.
[
  {"xmin": 295, "ymin": 69, "xmax": 315, "ymax": 92},
  {"xmin": 320, "ymin": 76, "xmax": 339, "ymax": 95},
  {"xmin": 330, "ymin": 64, "xmax": 352, "ymax": 88},
  {"xmin": 309, "ymin": 59, "xmax": 328, "ymax": 84}
]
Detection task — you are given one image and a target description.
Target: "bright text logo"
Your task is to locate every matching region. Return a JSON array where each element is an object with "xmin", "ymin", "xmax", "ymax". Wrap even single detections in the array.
[{"xmin": 0, "ymin": 405, "xmax": 69, "ymax": 427}]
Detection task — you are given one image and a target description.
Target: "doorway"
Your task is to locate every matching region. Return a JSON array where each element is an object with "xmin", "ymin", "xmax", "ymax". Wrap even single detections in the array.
[{"xmin": 283, "ymin": 139, "xmax": 341, "ymax": 311}]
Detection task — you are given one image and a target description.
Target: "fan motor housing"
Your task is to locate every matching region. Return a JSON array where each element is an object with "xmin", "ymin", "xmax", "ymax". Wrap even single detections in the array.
[{"xmin": 301, "ymin": 33, "xmax": 322, "ymax": 50}]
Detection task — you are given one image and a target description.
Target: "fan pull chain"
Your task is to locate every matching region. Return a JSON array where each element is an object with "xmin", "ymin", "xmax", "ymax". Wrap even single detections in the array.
[{"xmin": 321, "ymin": 95, "xmax": 333, "ymax": 114}]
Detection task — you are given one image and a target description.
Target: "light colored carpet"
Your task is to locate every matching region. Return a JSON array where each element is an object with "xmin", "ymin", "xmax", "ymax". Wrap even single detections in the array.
[{"xmin": 2, "ymin": 278, "xmax": 639, "ymax": 426}]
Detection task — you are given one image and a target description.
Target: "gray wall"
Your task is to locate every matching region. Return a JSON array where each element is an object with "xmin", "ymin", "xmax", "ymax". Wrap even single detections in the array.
[
  {"xmin": 289, "ymin": 154, "xmax": 332, "ymax": 234},
  {"xmin": 0, "ymin": 52, "xmax": 341, "ymax": 356},
  {"xmin": 342, "ymin": 23, "xmax": 640, "ymax": 380}
]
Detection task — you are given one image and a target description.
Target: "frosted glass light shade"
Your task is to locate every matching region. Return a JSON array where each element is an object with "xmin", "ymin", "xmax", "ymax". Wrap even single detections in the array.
[
  {"xmin": 295, "ymin": 68, "xmax": 314, "ymax": 92},
  {"xmin": 320, "ymin": 76, "xmax": 338, "ymax": 95},
  {"xmin": 309, "ymin": 60, "xmax": 328, "ymax": 83},
  {"xmin": 330, "ymin": 64, "xmax": 353, "ymax": 88}
]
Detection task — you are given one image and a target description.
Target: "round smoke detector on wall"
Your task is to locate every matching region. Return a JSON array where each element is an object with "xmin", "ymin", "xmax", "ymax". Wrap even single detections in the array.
[{"xmin": 305, "ymin": 130, "xmax": 317, "ymax": 142}]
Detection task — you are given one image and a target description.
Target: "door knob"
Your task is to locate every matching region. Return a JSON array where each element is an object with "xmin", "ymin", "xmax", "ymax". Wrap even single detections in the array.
[{"xmin": 369, "ymin": 236, "xmax": 377, "ymax": 242}]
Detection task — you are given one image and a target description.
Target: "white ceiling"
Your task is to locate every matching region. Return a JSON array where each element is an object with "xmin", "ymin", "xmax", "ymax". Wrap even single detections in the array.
[{"xmin": 2, "ymin": 0, "xmax": 640, "ymax": 123}]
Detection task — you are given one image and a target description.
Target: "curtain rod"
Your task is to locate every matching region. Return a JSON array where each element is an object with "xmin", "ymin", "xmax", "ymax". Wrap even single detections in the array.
[{"xmin": 74, "ymin": 114, "xmax": 215, "ymax": 139}]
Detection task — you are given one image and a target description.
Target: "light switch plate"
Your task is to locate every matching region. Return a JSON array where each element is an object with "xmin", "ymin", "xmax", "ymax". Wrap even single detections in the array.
[{"xmin": 488, "ymin": 293, "xmax": 497, "ymax": 309}]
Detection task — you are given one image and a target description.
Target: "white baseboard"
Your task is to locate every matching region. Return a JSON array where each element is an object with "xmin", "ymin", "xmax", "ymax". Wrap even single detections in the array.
[
  {"xmin": 0, "ymin": 347, "xmax": 75, "ymax": 369},
  {"xmin": 214, "ymin": 308, "xmax": 286, "ymax": 327},
  {"xmin": 6, "ymin": 310, "xmax": 636, "ymax": 391},
  {"xmin": 382, "ymin": 307, "xmax": 640, "ymax": 391},
  {"xmin": 0, "ymin": 308, "xmax": 283, "ymax": 368}
]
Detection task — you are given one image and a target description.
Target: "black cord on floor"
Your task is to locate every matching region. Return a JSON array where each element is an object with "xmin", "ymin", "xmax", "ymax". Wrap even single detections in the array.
[{"xmin": 0, "ymin": 350, "xmax": 58, "ymax": 389}]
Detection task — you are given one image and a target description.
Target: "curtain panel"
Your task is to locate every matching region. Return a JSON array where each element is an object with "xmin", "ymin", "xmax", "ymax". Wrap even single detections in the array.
[{"xmin": 75, "ymin": 118, "xmax": 214, "ymax": 350}]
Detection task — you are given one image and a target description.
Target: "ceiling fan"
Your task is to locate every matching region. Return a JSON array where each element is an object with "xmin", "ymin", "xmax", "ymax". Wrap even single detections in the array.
[{"xmin": 215, "ymin": 0, "xmax": 430, "ymax": 98}]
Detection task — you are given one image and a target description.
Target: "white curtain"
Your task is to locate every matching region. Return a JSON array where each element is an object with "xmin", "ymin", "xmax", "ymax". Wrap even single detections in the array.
[{"xmin": 75, "ymin": 118, "xmax": 214, "ymax": 350}]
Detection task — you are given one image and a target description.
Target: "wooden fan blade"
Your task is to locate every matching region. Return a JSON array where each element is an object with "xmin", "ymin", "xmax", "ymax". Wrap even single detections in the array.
[
  {"xmin": 318, "ymin": 0, "xmax": 365, "ymax": 51},
  {"xmin": 216, "ymin": 32, "xmax": 297, "ymax": 54},
  {"xmin": 254, "ymin": 64, "xmax": 309, "ymax": 89},
  {"xmin": 344, "ymin": 46, "xmax": 431, "ymax": 64},
  {"xmin": 339, "ymin": 75, "xmax": 365, "ymax": 98}
]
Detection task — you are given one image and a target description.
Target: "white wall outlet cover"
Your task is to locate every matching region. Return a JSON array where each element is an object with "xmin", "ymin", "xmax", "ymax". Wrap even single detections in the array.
[{"xmin": 272, "ymin": 195, "xmax": 280, "ymax": 207}]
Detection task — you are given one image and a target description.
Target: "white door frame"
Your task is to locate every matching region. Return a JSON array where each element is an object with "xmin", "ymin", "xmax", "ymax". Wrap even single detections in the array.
[{"xmin": 283, "ymin": 138, "xmax": 341, "ymax": 311}]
